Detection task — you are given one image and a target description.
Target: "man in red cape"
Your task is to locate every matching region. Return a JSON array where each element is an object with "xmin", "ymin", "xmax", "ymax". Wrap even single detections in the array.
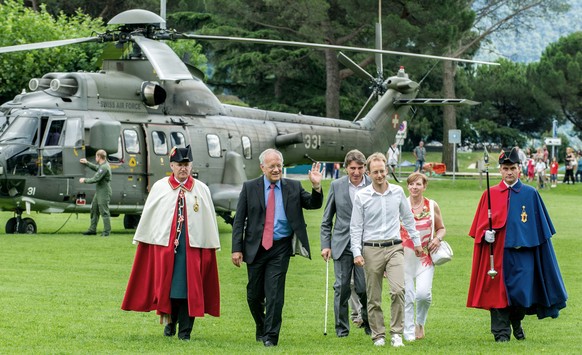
[
  {"xmin": 122, "ymin": 146, "xmax": 220, "ymax": 340},
  {"xmin": 467, "ymin": 147, "xmax": 567, "ymax": 342}
]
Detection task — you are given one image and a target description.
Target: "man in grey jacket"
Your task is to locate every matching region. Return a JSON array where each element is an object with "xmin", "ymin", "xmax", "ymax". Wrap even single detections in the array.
[{"xmin": 321, "ymin": 150, "xmax": 371, "ymax": 337}]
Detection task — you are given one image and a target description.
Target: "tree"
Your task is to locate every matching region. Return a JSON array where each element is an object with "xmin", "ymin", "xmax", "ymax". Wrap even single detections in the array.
[
  {"xmin": 528, "ymin": 31, "xmax": 582, "ymax": 132},
  {"xmin": 466, "ymin": 59, "xmax": 553, "ymax": 146},
  {"xmin": 197, "ymin": 0, "xmax": 448, "ymax": 119},
  {"xmin": 0, "ymin": 0, "xmax": 105, "ymax": 102},
  {"xmin": 438, "ymin": 0, "xmax": 569, "ymax": 171}
]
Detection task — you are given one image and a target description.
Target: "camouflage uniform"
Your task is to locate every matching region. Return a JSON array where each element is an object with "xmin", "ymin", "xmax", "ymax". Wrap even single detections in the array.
[{"xmin": 84, "ymin": 160, "xmax": 112, "ymax": 234}]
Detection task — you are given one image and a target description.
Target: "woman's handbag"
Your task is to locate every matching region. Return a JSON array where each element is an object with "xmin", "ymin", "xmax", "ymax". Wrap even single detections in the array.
[
  {"xmin": 430, "ymin": 240, "xmax": 453, "ymax": 265},
  {"xmin": 428, "ymin": 200, "xmax": 453, "ymax": 265}
]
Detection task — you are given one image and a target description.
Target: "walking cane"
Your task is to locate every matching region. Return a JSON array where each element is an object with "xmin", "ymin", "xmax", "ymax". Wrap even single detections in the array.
[
  {"xmin": 324, "ymin": 258, "xmax": 329, "ymax": 335},
  {"xmin": 484, "ymin": 148, "xmax": 498, "ymax": 279}
]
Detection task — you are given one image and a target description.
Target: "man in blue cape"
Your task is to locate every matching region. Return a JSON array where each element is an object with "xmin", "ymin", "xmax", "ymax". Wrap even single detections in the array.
[{"xmin": 467, "ymin": 147, "xmax": 567, "ymax": 342}]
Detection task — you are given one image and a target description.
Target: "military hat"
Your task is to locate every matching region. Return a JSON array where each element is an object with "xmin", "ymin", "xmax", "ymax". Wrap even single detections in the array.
[
  {"xmin": 498, "ymin": 147, "xmax": 520, "ymax": 165},
  {"xmin": 170, "ymin": 145, "xmax": 193, "ymax": 163}
]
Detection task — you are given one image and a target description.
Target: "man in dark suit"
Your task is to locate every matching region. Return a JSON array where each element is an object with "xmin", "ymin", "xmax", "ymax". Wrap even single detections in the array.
[
  {"xmin": 320, "ymin": 149, "xmax": 371, "ymax": 337},
  {"xmin": 232, "ymin": 148, "xmax": 323, "ymax": 347}
]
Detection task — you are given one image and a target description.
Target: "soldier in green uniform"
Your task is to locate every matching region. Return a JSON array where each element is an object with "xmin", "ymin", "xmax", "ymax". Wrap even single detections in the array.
[{"xmin": 79, "ymin": 149, "xmax": 112, "ymax": 236}]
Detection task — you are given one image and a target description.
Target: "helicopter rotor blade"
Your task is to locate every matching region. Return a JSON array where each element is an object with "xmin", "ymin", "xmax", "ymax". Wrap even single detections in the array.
[
  {"xmin": 182, "ymin": 33, "xmax": 499, "ymax": 66},
  {"xmin": 337, "ymin": 52, "xmax": 375, "ymax": 81},
  {"xmin": 374, "ymin": 0, "xmax": 383, "ymax": 77},
  {"xmin": 353, "ymin": 90, "xmax": 377, "ymax": 122},
  {"xmin": 375, "ymin": 22, "xmax": 383, "ymax": 78},
  {"xmin": 132, "ymin": 36, "xmax": 193, "ymax": 81},
  {"xmin": 0, "ymin": 37, "xmax": 99, "ymax": 54}
]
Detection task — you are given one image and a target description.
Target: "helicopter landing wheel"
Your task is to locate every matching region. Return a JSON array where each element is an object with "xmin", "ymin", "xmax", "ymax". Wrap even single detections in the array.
[
  {"xmin": 6, "ymin": 217, "xmax": 17, "ymax": 234},
  {"xmin": 18, "ymin": 218, "xmax": 37, "ymax": 234}
]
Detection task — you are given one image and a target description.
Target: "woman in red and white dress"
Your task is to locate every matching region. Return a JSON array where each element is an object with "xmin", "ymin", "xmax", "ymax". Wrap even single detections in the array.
[{"xmin": 401, "ymin": 173, "xmax": 446, "ymax": 342}]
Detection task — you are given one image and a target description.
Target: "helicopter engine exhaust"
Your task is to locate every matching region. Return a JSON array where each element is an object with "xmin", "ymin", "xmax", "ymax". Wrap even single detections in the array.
[{"xmin": 141, "ymin": 81, "xmax": 167, "ymax": 106}]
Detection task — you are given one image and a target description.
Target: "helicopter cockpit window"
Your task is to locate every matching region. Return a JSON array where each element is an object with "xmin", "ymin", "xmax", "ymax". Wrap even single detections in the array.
[
  {"xmin": 207, "ymin": 134, "xmax": 221, "ymax": 158},
  {"xmin": 171, "ymin": 132, "xmax": 186, "ymax": 148},
  {"xmin": 63, "ymin": 118, "xmax": 83, "ymax": 147},
  {"xmin": 152, "ymin": 131, "xmax": 167, "ymax": 155},
  {"xmin": 242, "ymin": 136, "xmax": 252, "ymax": 159},
  {"xmin": 124, "ymin": 129, "xmax": 139, "ymax": 154},
  {"xmin": 44, "ymin": 119, "xmax": 65, "ymax": 146},
  {"xmin": 0, "ymin": 116, "xmax": 39, "ymax": 145}
]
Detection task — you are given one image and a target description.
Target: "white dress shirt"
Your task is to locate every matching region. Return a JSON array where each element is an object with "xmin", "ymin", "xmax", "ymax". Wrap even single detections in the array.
[{"xmin": 350, "ymin": 183, "xmax": 420, "ymax": 258}]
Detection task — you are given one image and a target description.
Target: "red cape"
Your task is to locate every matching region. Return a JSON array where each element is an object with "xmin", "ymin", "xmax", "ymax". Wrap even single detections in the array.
[
  {"xmin": 121, "ymin": 176, "xmax": 220, "ymax": 317},
  {"xmin": 467, "ymin": 182, "xmax": 509, "ymax": 309}
]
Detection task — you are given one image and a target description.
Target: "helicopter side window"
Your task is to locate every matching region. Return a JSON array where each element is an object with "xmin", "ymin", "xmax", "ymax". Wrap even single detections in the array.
[
  {"xmin": 124, "ymin": 129, "xmax": 140, "ymax": 154},
  {"xmin": 44, "ymin": 119, "xmax": 65, "ymax": 146},
  {"xmin": 171, "ymin": 132, "xmax": 186, "ymax": 148},
  {"xmin": 207, "ymin": 134, "xmax": 221, "ymax": 158},
  {"xmin": 63, "ymin": 118, "xmax": 83, "ymax": 147},
  {"xmin": 152, "ymin": 131, "xmax": 167, "ymax": 155},
  {"xmin": 241, "ymin": 136, "xmax": 252, "ymax": 159}
]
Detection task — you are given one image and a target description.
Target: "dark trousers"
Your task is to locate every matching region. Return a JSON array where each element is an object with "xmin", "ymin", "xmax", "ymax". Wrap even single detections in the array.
[
  {"xmin": 333, "ymin": 249, "xmax": 368, "ymax": 336},
  {"xmin": 563, "ymin": 169, "xmax": 575, "ymax": 184},
  {"xmin": 490, "ymin": 307, "xmax": 525, "ymax": 341},
  {"xmin": 170, "ymin": 298, "xmax": 195, "ymax": 340},
  {"xmin": 246, "ymin": 237, "xmax": 292, "ymax": 345}
]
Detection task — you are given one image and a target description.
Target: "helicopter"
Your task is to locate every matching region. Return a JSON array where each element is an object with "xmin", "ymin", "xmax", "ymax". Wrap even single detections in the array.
[{"xmin": 0, "ymin": 9, "xmax": 491, "ymax": 234}]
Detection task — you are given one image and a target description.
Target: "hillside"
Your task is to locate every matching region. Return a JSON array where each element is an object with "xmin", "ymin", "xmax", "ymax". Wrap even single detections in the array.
[{"xmin": 476, "ymin": 2, "xmax": 581, "ymax": 63}]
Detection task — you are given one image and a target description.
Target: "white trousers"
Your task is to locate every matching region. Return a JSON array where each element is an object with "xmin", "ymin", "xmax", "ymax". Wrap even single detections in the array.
[{"xmin": 403, "ymin": 247, "xmax": 435, "ymax": 339}]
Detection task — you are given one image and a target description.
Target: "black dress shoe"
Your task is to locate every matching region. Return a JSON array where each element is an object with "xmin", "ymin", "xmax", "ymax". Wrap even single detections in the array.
[
  {"xmin": 513, "ymin": 326, "xmax": 525, "ymax": 340},
  {"xmin": 101, "ymin": 232, "xmax": 110, "ymax": 237},
  {"xmin": 364, "ymin": 326, "xmax": 372, "ymax": 336},
  {"xmin": 83, "ymin": 231, "xmax": 96, "ymax": 235},
  {"xmin": 164, "ymin": 323, "xmax": 176, "ymax": 337},
  {"xmin": 494, "ymin": 336, "xmax": 510, "ymax": 342},
  {"xmin": 263, "ymin": 340, "xmax": 276, "ymax": 347}
]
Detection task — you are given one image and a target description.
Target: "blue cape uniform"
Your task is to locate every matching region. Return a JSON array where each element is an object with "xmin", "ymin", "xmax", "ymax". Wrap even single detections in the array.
[{"xmin": 468, "ymin": 180, "xmax": 567, "ymax": 319}]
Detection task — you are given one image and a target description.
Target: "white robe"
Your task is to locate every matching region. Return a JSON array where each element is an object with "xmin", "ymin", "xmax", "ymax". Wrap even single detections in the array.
[{"xmin": 133, "ymin": 176, "xmax": 220, "ymax": 249}]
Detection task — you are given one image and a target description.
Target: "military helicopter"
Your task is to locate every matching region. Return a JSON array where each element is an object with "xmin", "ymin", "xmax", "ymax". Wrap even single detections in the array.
[{"xmin": 0, "ymin": 9, "xmax": 492, "ymax": 234}]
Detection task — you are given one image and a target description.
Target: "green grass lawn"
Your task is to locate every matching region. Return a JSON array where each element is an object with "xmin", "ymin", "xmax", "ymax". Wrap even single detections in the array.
[{"xmin": 0, "ymin": 177, "xmax": 579, "ymax": 354}]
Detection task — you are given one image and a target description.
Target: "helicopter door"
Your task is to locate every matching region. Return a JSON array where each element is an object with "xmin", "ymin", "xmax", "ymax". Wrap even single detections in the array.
[
  {"xmin": 39, "ymin": 117, "xmax": 67, "ymax": 176},
  {"xmin": 144, "ymin": 124, "xmax": 190, "ymax": 190},
  {"xmin": 60, "ymin": 117, "xmax": 85, "ymax": 176}
]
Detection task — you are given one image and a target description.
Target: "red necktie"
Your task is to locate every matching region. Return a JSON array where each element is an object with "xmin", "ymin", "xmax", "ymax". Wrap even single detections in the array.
[{"xmin": 262, "ymin": 183, "xmax": 275, "ymax": 250}]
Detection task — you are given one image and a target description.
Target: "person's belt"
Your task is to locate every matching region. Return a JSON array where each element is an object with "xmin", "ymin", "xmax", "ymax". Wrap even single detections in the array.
[{"xmin": 363, "ymin": 240, "xmax": 402, "ymax": 247}]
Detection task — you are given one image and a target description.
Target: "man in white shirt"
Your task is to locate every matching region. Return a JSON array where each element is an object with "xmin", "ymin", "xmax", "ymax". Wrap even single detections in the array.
[
  {"xmin": 350, "ymin": 152, "xmax": 423, "ymax": 348},
  {"xmin": 387, "ymin": 143, "xmax": 400, "ymax": 170}
]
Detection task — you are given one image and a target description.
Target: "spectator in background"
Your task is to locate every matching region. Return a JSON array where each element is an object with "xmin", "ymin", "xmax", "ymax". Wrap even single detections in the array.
[
  {"xmin": 535, "ymin": 157, "xmax": 547, "ymax": 190},
  {"xmin": 325, "ymin": 162, "xmax": 335, "ymax": 179},
  {"xmin": 413, "ymin": 141, "xmax": 426, "ymax": 173},
  {"xmin": 576, "ymin": 152, "xmax": 582, "ymax": 183},
  {"xmin": 516, "ymin": 146, "xmax": 528, "ymax": 174},
  {"xmin": 526, "ymin": 156, "xmax": 535, "ymax": 182},
  {"xmin": 387, "ymin": 142, "xmax": 400, "ymax": 173},
  {"xmin": 549, "ymin": 156, "xmax": 559, "ymax": 188},
  {"xmin": 563, "ymin": 147, "xmax": 576, "ymax": 184},
  {"xmin": 542, "ymin": 145, "xmax": 549, "ymax": 164}
]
